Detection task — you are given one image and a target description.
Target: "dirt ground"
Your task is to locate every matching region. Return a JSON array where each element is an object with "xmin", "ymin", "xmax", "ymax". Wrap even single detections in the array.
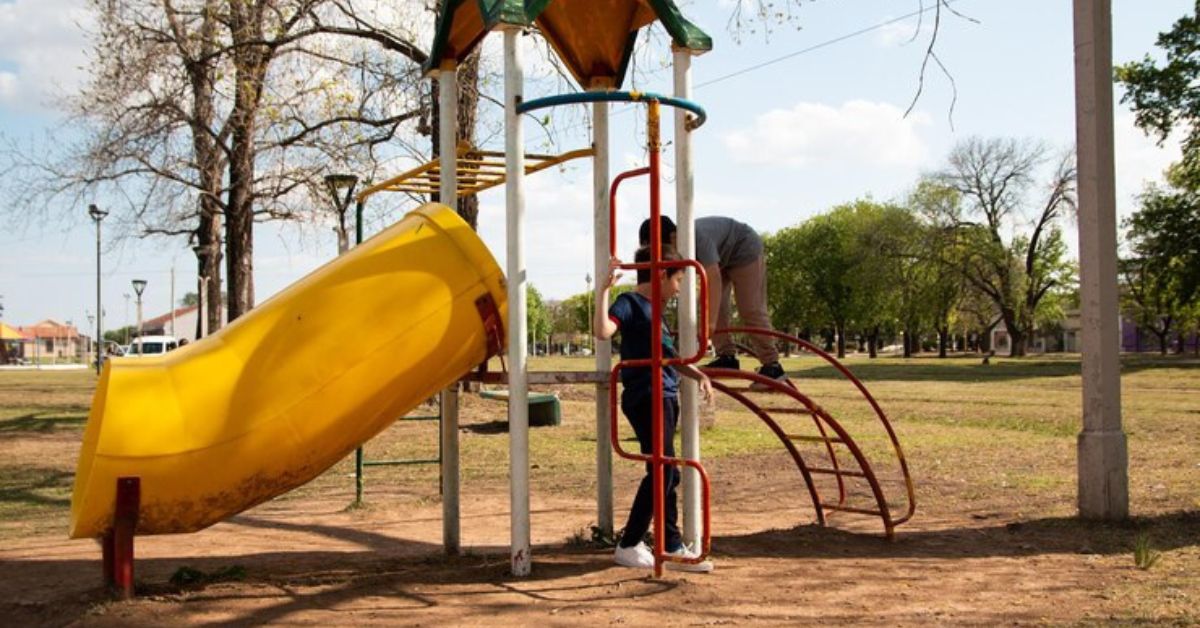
[{"xmin": 1, "ymin": 360, "xmax": 1197, "ymax": 626}]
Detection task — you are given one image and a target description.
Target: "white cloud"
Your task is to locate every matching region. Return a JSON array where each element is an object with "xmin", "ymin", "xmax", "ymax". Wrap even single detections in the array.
[
  {"xmin": 0, "ymin": 71, "xmax": 15, "ymax": 101},
  {"xmin": 721, "ymin": 100, "xmax": 932, "ymax": 170},
  {"xmin": 0, "ymin": 0, "xmax": 93, "ymax": 111}
]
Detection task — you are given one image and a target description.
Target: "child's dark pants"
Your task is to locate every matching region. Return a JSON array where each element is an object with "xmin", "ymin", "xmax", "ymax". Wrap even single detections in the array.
[{"xmin": 618, "ymin": 394, "xmax": 683, "ymax": 552}]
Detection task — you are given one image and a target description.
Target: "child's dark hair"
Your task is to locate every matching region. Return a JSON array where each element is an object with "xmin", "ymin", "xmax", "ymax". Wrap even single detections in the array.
[
  {"xmin": 639, "ymin": 216, "xmax": 677, "ymax": 246},
  {"xmin": 634, "ymin": 245, "xmax": 684, "ymax": 284}
]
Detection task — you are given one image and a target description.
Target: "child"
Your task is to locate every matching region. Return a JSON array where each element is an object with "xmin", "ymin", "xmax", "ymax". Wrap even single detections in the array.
[
  {"xmin": 593, "ymin": 245, "xmax": 715, "ymax": 573},
  {"xmin": 640, "ymin": 216, "xmax": 788, "ymax": 388}
]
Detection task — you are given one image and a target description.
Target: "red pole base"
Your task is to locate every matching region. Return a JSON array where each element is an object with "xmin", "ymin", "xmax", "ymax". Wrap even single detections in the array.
[{"xmin": 101, "ymin": 476, "xmax": 140, "ymax": 599}]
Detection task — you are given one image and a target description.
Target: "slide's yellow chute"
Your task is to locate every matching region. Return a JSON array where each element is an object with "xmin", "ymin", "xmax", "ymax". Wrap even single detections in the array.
[{"xmin": 70, "ymin": 204, "xmax": 506, "ymax": 538}]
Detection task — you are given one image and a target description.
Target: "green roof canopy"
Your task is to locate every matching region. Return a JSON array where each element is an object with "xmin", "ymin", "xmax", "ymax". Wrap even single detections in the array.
[{"xmin": 425, "ymin": 0, "xmax": 711, "ymax": 88}]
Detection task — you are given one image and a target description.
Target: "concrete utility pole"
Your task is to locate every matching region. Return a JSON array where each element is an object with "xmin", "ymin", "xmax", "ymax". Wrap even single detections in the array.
[{"xmin": 1072, "ymin": 0, "xmax": 1128, "ymax": 519}]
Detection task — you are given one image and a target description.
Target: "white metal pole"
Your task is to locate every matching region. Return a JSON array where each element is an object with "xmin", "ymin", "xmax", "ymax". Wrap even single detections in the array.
[
  {"xmin": 170, "ymin": 264, "xmax": 176, "ymax": 337},
  {"xmin": 1072, "ymin": 0, "xmax": 1128, "ymax": 519},
  {"xmin": 673, "ymin": 48, "xmax": 701, "ymax": 547},
  {"xmin": 503, "ymin": 26, "xmax": 531, "ymax": 576},
  {"xmin": 591, "ymin": 83, "xmax": 614, "ymax": 538},
  {"xmin": 438, "ymin": 61, "xmax": 463, "ymax": 553}
]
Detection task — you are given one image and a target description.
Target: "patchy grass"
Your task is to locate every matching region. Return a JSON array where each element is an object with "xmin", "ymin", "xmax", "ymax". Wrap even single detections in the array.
[{"xmin": 0, "ymin": 354, "xmax": 1197, "ymax": 623}]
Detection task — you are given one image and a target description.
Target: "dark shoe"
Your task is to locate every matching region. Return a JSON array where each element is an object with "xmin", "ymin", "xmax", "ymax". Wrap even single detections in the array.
[
  {"xmin": 705, "ymin": 354, "xmax": 740, "ymax": 370},
  {"xmin": 750, "ymin": 362, "xmax": 789, "ymax": 391}
]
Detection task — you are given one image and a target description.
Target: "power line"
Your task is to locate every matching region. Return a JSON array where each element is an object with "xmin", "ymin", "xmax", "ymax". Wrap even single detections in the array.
[
  {"xmin": 696, "ymin": 0, "xmax": 967, "ymax": 90},
  {"xmin": 522, "ymin": 0, "xmax": 969, "ymax": 147}
]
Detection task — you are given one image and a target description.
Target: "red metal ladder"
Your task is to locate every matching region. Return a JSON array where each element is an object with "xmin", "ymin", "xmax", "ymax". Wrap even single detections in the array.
[
  {"xmin": 704, "ymin": 328, "xmax": 916, "ymax": 539},
  {"xmin": 607, "ymin": 98, "xmax": 714, "ymax": 577}
]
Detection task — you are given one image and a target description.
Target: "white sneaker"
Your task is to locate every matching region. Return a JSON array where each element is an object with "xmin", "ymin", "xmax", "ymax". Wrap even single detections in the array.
[
  {"xmin": 665, "ymin": 544, "xmax": 714, "ymax": 573},
  {"xmin": 613, "ymin": 542, "xmax": 655, "ymax": 569}
]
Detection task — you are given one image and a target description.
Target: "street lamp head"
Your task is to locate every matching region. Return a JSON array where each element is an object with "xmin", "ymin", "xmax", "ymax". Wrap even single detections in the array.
[
  {"xmin": 324, "ymin": 174, "xmax": 359, "ymax": 213},
  {"xmin": 131, "ymin": 279, "xmax": 148, "ymax": 297},
  {"xmin": 88, "ymin": 204, "xmax": 108, "ymax": 221},
  {"xmin": 325, "ymin": 173, "xmax": 359, "ymax": 191}
]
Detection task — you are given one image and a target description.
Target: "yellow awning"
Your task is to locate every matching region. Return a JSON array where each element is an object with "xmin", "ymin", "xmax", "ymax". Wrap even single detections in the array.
[{"xmin": 0, "ymin": 322, "xmax": 27, "ymax": 340}]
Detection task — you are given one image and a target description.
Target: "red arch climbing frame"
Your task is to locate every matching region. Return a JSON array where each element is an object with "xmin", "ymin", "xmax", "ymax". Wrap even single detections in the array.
[{"xmin": 704, "ymin": 327, "xmax": 916, "ymax": 539}]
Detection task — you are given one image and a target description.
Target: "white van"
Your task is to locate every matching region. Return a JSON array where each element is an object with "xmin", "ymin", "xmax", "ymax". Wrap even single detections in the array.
[{"xmin": 127, "ymin": 335, "xmax": 182, "ymax": 357}]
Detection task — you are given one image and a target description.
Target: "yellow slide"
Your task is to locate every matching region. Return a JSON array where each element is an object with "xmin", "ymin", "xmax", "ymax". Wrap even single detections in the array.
[{"xmin": 70, "ymin": 204, "xmax": 507, "ymax": 539}]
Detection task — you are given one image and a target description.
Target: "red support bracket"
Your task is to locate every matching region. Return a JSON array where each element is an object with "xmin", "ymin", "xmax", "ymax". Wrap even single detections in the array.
[
  {"xmin": 101, "ymin": 476, "xmax": 140, "ymax": 599},
  {"xmin": 474, "ymin": 292, "xmax": 506, "ymax": 376}
]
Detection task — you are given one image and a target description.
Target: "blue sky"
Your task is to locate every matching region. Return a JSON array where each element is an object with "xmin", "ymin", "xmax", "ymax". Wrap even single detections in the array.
[{"xmin": 0, "ymin": 0, "xmax": 1189, "ymax": 333}]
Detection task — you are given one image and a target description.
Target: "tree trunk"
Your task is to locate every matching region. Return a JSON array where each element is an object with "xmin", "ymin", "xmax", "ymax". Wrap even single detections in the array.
[
  {"xmin": 456, "ymin": 50, "xmax": 480, "ymax": 229},
  {"xmin": 187, "ymin": 0, "xmax": 224, "ymax": 333},
  {"xmin": 867, "ymin": 326, "xmax": 879, "ymax": 359},
  {"xmin": 835, "ymin": 323, "xmax": 846, "ymax": 359},
  {"xmin": 224, "ymin": 4, "xmax": 269, "ymax": 321},
  {"xmin": 1152, "ymin": 329, "xmax": 1168, "ymax": 355},
  {"xmin": 1009, "ymin": 326, "xmax": 1026, "ymax": 357},
  {"xmin": 430, "ymin": 50, "xmax": 481, "ymax": 230},
  {"xmin": 938, "ymin": 326, "xmax": 949, "ymax": 358}
]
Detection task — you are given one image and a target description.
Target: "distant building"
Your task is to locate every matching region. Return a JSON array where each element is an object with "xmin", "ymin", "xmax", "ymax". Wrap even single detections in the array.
[
  {"xmin": 14, "ymin": 320, "xmax": 91, "ymax": 363},
  {"xmin": 989, "ymin": 308, "xmax": 1199, "ymax": 355},
  {"xmin": 989, "ymin": 310, "xmax": 1083, "ymax": 354},
  {"xmin": 141, "ymin": 305, "xmax": 227, "ymax": 341},
  {"xmin": 1120, "ymin": 317, "xmax": 1199, "ymax": 354}
]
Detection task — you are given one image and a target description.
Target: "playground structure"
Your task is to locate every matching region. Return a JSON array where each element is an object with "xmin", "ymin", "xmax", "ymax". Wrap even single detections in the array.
[{"xmin": 69, "ymin": 0, "xmax": 920, "ymax": 594}]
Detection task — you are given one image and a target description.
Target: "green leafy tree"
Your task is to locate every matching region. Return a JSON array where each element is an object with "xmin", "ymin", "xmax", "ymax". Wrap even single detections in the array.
[
  {"xmin": 1120, "ymin": 184, "xmax": 1200, "ymax": 353},
  {"xmin": 908, "ymin": 180, "xmax": 971, "ymax": 357},
  {"xmin": 104, "ymin": 326, "xmax": 138, "ymax": 346},
  {"xmin": 846, "ymin": 201, "xmax": 914, "ymax": 358},
  {"xmin": 1116, "ymin": 7, "xmax": 1200, "ymax": 191},
  {"xmin": 527, "ymin": 285, "xmax": 551, "ymax": 352},
  {"xmin": 1126, "ymin": 184, "xmax": 1200, "ymax": 307},
  {"xmin": 764, "ymin": 228, "xmax": 821, "ymax": 338},
  {"xmin": 1119, "ymin": 257, "xmax": 1178, "ymax": 354},
  {"xmin": 775, "ymin": 205, "xmax": 861, "ymax": 358},
  {"xmin": 547, "ymin": 300, "xmax": 576, "ymax": 354}
]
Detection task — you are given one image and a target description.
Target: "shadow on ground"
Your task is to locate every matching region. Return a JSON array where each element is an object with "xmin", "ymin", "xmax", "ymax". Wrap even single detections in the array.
[
  {"xmin": 0, "ymin": 412, "xmax": 88, "ymax": 435},
  {"xmin": 4, "ymin": 510, "xmax": 1196, "ymax": 626},
  {"xmin": 715, "ymin": 510, "xmax": 1200, "ymax": 560}
]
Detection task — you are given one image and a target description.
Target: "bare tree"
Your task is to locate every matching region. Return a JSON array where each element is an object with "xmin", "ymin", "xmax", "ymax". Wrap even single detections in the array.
[
  {"xmin": 2, "ymin": 0, "xmax": 433, "ymax": 324},
  {"xmin": 935, "ymin": 137, "xmax": 1076, "ymax": 357}
]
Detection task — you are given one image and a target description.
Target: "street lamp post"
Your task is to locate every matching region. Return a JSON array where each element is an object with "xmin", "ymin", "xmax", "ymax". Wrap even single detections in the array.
[
  {"xmin": 88, "ymin": 204, "xmax": 108, "ymax": 374},
  {"xmin": 192, "ymin": 245, "xmax": 209, "ymax": 339},
  {"xmin": 326, "ymin": 173, "xmax": 364, "ymax": 506},
  {"xmin": 131, "ymin": 279, "xmax": 147, "ymax": 354},
  {"xmin": 324, "ymin": 174, "xmax": 359, "ymax": 256},
  {"xmin": 85, "ymin": 313, "xmax": 94, "ymax": 367}
]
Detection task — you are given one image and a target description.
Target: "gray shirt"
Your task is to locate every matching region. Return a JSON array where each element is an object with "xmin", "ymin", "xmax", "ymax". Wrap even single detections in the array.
[{"xmin": 695, "ymin": 216, "xmax": 762, "ymax": 270}]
